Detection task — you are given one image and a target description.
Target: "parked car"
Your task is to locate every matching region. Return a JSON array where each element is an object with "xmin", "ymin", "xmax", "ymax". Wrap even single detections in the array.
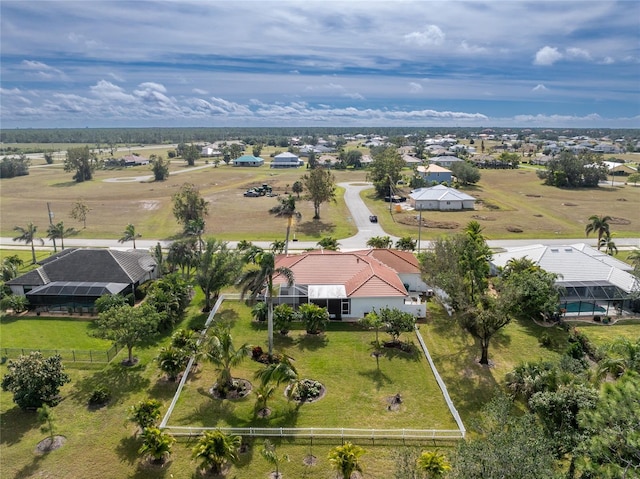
[
  {"xmin": 243, "ymin": 189, "xmax": 260, "ymax": 197},
  {"xmin": 369, "ymin": 215, "xmax": 378, "ymax": 223}
]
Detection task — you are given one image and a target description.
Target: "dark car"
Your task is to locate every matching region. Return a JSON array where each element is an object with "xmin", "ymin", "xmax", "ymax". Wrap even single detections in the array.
[
  {"xmin": 369, "ymin": 215, "xmax": 378, "ymax": 223},
  {"xmin": 243, "ymin": 189, "xmax": 260, "ymax": 197}
]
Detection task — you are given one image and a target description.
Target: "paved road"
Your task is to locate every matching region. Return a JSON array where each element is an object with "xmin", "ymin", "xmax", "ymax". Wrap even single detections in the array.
[{"xmin": 1, "ymin": 182, "xmax": 638, "ymax": 252}]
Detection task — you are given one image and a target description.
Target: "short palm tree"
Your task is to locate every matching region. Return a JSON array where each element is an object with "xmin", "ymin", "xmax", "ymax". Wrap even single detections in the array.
[
  {"xmin": 192, "ymin": 429, "xmax": 241, "ymax": 475},
  {"xmin": 118, "ymin": 223, "xmax": 142, "ymax": 249},
  {"xmin": 13, "ymin": 222, "xmax": 44, "ymax": 264},
  {"xmin": 254, "ymin": 383, "xmax": 276, "ymax": 416},
  {"xmin": 627, "ymin": 248, "xmax": 640, "ymax": 273},
  {"xmin": 328, "ymin": 442, "xmax": 365, "ymax": 479},
  {"xmin": 251, "ymin": 301, "xmax": 268, "ymax": 322},
  {"xmin": 206, "ymin": 324, "xmax": 251, "ymax": 395},
  {"xmin": 599, "ymin": 232, "xmax": 618, "ymax": 256},
  {"xmin": 46, "ymin": 221, "xmax": 78, "ymax": 252},
  {"xmin": 138, "ymin": 427, "xmax": 175, "ymax": 464},
  {"xmin": 585, "ymin": 215, "xmax": 612, "ymax": 250},
  {"xmin": 269, "ymin": 194, "xmax": 301, "ymax": 255},
  {"xmin": 238, "ymin": 251, "xmax": 294, "ymax": 357},
  {"xmin": 298, "ymin": 303, "xmax": 329, "ymax": 335},
  {"xmin": 156, "ymin": 346, "xmax": 189, "ymax": 382},
  {"xmin": 261, "ymin": 439, "xmax": 289, "ymax": 478},
  {"xmin": 416, "ymin": 450, "xmax": 451, "ymax": 478},
  {"xmin": 254, "ymin": 355, "xmax": 298, "ymax": 387}
]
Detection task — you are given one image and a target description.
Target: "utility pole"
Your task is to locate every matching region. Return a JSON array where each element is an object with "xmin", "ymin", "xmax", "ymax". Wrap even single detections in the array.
[
  {"xmin": 46, "ymin": 202, "xmax": 57, "ymax": 252},
  {"xmin": 417, "ymin": 209, "xmax": 422, "ymax": 252}
]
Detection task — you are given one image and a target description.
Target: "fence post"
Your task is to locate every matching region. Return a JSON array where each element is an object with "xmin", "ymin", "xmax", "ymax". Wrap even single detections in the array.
[
  {"xmin": 73, "ymin": 350, "xmax": 76, "ymax": 362},
  {"xmin": 89, "ymin": 350, "xmax": 92, "ymax": 362}
]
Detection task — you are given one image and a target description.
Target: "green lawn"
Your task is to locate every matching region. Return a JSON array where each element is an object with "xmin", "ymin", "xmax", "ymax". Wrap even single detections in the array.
[
  {"xmin": 567, "ymin": 319, "xmax": 640, "ymax": 347},
  {"xmin": 0, "ymin": 317, "xmax": 112, "ymax": 351}
]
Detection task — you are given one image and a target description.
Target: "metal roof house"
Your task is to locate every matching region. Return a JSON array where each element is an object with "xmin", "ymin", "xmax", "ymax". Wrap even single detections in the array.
[
  {"xmin": 409, "ymin": 185, "xmax": 476, "ymax": 211},
  {"xmin": 271, "ymin": 250, "xmax": 425, "ymax": 320},
  {"xmin": 7, "ymin": 248, "xmax": 158, "ymax": 311},
  {"xmin": 233, "ymin": 155, "xmax": 264, "ymax": 167},
  {"xmin": 270, "ymin": 152, "xmax": 303, "ymax": 168},
  {"xmin": 416, "ymin": 164, "xmax": 453, "ymax": 185},
  {"xmin": 491, "ymin": 244, "xmax": 639, "ymax": 317}
]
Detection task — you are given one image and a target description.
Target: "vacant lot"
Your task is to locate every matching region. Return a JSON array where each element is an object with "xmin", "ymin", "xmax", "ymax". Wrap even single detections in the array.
[{"xmin": 2, "ymin": 148, "xmax": 639, "ymax": 242}]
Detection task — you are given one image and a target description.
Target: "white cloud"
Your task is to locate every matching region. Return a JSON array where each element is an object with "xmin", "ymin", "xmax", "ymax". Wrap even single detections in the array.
[
  {"xmin": 459, "ymin": 41, "xmax": 486, "ymax": 54},
  {"xmin": 532, "ymin": 84, "xmax": 548, "ymax": 92},
  {"xmin": 19, "ymin": 60, "xmax": 65, "ymax": 79},
  {"xmin": 109, "ymin": 72, "xmax": 125, "ymax": 82},
  {"xmin": 600, "ymin": 56, "xmax": 615, "ymax": 65},
  {"xmin": 404, "ymin": 25, "xmax": 445, "ymax": 47},
  {"xmin": 192, "ymin": 88, "xmax": 208, "ymax": 95},
  {"xmin": 409, "ymin": 82, "xmax": 423, "ymax": 93},
  {"xmin": 534, "ymin": 46, "xmax": 563, "ymax": 65},
  {"xmin": 90, "ymin": 80, "xmax": 136, "ymax": 103},
  {"xmin": 566, "ymin": 47, "xmax": 591, "ymax": 61},
  {"xmin": 137, "ymin": 82, "xmax": 167, "ymax": 93}
]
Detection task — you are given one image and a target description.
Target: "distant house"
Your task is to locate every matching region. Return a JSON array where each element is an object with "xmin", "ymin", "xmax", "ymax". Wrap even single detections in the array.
[
  {"xmin": 603, "ymin": 161, "xmax": 637, "ymax": 176},
  {"xmin": 430, "ymin": 155, "xmax": 465, "ymax": 168},
  {"xmin": 233, "ymin": 155, "xmax": 264, "ymax": 167},
  {"xmin": 271, "ymin": 152, "xmax": 303, "ymax": 168},
  {"xmin": 416, "ymin": 164, "xmax": 453, "ymax": 185},
  {"xmin": 201, "ymin": 146, "xmax": 223, "ymax": 157},
  {"xmin": 491, "ymin": 243, "xmax": 639, "ymax": 316},
  {"xmin": 402, "ymin": 154, "xmax": 422, "ymax": 166},
  {"xmin": 409, "ymin": 185, "xmax": 476, "ymax": 211},
  {"xmin": 6, "ymin": 249, "xmax": 158, "ymax": 311},
  {"xmin": 271, "ymin": 250, "xmax": 425, "ymax": 320}
]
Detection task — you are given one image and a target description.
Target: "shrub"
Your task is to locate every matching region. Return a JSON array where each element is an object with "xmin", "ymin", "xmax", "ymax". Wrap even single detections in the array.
[
  {"xmin": 538, "ymin": 332, "xmax": 552, "ymax": 348},
  {"xmin": 89, "ymin": 386, "xmax": 112, "ymax": 406}
]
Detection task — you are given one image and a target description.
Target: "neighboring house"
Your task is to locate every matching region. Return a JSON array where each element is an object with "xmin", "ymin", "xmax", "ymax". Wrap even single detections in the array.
[
  {"xmin": 7, "ymin": 248, "xmax": 158, "ymax": 310},
  {"xmin": 272, "ymin": 250, "xmax": 425, "ymax": 320},
  {"xmin": 402, "ymin": 154, "xmax": 422, "ymax": 166},
  {"xmin": 233, "ymin": 155, "xmax": 264, "ymax": 167},
  {"xmin": 491, "ymin": 244, "xmax": 639, "ymax": 316},
  {"xmin": 201, "ymin": 146, "xmax": 223, "ymax": 157},
  {"xmin": 603, "ymin": 161, "xmax": 637, "ymax": 176},
  {"xmin": 409, "ymin": 185, "xmax": 476, "ymax": 211},
  {"xmin": 352, "ymin": 249, "xmax": 429, "ymax": 293},
  {"xmin": 429, "ymin": 155, "xmax": 465, "ymax": 168},
  {"xmin": 271, "ymin": 152, "xmax": 303, "ymax": 168},
  {"xmin": 416, "ymin": 164, "xmax": 453, "ymax": 185}
]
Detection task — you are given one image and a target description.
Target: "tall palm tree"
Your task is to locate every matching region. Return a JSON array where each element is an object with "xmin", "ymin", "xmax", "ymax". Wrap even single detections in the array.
[
  {"xmin": 12, "ymin": 222, "xmax": 44, "ymax": 264},
  {"xmin": 47, "ymin": 221, "xmax": 78, "ymax": 251},
  {"xmin": 238, "ymin": 251, "xmax": 294, "ymax": 357},
  {"xmin": 328, "ymin": 442, "xmax": 365, "ymax": 479},
  {"xmin": 118, "ymin": 223, "xmax": 142, "ymax": 249},
  {"xmin": 269, "ymin": 194, "xmax": 301, "ymax": 255},
  {"xmin": 185, "ymin": 218, "xmax": 205, "ymax": 253},
  {"xmin": 585, "ymin": 215, "xmax": 612, "ymax": 250},
  {"xmin": 192, "ymin": 429, "xmax": 241, "ymax": 475}
]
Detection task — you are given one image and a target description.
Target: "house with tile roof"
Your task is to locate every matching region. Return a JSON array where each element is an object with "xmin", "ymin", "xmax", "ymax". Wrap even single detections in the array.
[
  {"xmin": 409, "ymin": 185, "xmax": 476, "ymax": 211},
  {"xmin": 7, "ymin": 248, "xmax": 158, "ymax": 311},
  {"xmin": 272, "ymin": 250, "xmax": 425, "ymax": 320},
  {"xmin": 491, "ymin": 243, "xmax": 639, "ymax": 316}
]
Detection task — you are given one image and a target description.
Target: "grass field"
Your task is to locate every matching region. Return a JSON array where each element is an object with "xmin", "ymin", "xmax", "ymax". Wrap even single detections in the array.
[
  {"xmin": 2, "ymin": 146, "xmax": 639, "ymax": 242},
  {"xmin": 0, "ymin": 317, "xmax": 112, "ymax": 350},
  {"xmin": 1, "ymin": 293, "xmax": 638, "ymax": 478}
]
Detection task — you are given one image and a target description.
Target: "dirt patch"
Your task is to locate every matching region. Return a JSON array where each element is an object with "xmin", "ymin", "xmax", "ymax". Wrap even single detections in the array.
[
  {"xmin": 303, "ymin": 455, "xmax": 318, "ymax": 466},
  {"xmin": 256, "ymin": 407, "xmax": 272, "ymax": 418},
  {"xmin": 526, "ymin": 194, "xmax": 542, "ymax": 197},
  {"xmin": 35, "ymin": 435, "xmax": 66, "ymax": 453},
  {"xmin": 506, "ymin": 226, "xmax": 523, "ymax": 233},
  {"xmin": 139, "ymin": 200, "xmax": 160, "ymax": 210},
  {"xmin": 471, "ymin": 214, "xmax": 496, "ymax": 221},
  {"xmin": 562, "ymin": 202, "xmax": 578, "ymax": 206},
  {"xmin": 386, "ymin": 393, "xmax": 403, "ymax": 412},
  {"xmin": 396, "ymin": 215, "xmax": 459, "ymax": 230},
  {"xmin": 609, "ymin": 217, "xmax": 631, "ymax": 225}
]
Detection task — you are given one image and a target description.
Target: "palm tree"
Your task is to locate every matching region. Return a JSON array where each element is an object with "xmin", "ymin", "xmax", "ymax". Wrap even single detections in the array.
[
  {"xmin": 206, "ymin": 324, "xmax": 251, "ymax": 395},
  {"xmin": 585, "ymin": 215, "xmax": 612, "ymax": 250},
  {"xmin": 238, "ymin": 251, "xmax": 294, "ymax": 357},
  {"xmin": 269, "ymin": 194, "xmax": 301, "ymax": 255},
  {"xmin": 185, "ymin": 217, "xmax": 205, "ymax": 253},
  {"xmin": 118, "ymin": 223, "xmax": 142, "ymax": 249},
  {"xmin": 627, "ymin": 249, "xmax": 640, "ymax": 272},
  {"xmin": 254, "ymin": 384, "xmax": 276, "ymax": 417},
  {"xmin": 138, "ymin": 427, "xmax": 175, "ymax": 464},
  {"xmin": 254, "ymin": 355, "xmax": 298, "ymax": 387},
  {"xmin": 192, "ymin": 429, "xmax": 241, "ymax": 475},
  {"xmin": 416, "ymin": 450, "xmax": 451, "ymax": 478},
  {"xmin": 156, "ymin": 346, "xmax": 189, "ymax": 382},
  {"xmin": 261, "ymin": 439, "xmax": 289, "ymax": 478},
  {"xmin": 1, "ymin": 255, "xmax": 23, "ymax": 281},
  {"xmin": 47, "ymin": 221, "xmax": 78, "ymax": 251},
  {"xmin": 12, "ymin": 222, "xmax": 44, "ymax": 264},
  {"xmin": 596, "ymin": 337, "xmax": 640, "ymax": 380},
  {"xmin": 328, "ymin": 442, "xmax": 365, "ymax": 479},
  {"xmin": 298, "ymin": 303, "xmax": 329, "ymax": 335},
  {"xmin": 599, "ymin": 232, "xmax": 618, "ymax": 256}
]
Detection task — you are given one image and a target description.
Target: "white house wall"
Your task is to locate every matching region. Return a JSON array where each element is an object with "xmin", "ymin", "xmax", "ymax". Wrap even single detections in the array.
[
  {"xmin": 349, "ymin": 297, "xmax": 424, "ymax": 319},
  {"xmin": 399, "ymin": 273, "xmax": 428, "ymax": 293}
]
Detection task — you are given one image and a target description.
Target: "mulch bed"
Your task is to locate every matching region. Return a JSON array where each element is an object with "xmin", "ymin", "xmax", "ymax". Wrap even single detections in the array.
[{"xmin": 209, "ymin": 378, "xmax": 252, "ymax": 400}]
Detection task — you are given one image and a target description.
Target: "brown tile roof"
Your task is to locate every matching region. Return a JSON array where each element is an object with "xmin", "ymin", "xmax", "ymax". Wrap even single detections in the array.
[
  {"xmin": 351, "ymin": 249, "xmax": 421, "ymax": 274},
  {"xmin": 274, "ymin": 250, "xmax": 407, "ymax": 297}
]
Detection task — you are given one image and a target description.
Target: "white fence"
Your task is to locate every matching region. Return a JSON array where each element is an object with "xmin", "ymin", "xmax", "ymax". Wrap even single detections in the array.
[{"xmin": 159, "ymin": 295, "xmax": 466, "ymax": 442}]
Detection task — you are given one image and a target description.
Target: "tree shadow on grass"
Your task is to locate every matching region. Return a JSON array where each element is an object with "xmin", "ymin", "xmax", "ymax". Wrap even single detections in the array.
[
  {"xmin": 50, "ymin": 180, "xmax": 80, "ymax": 188},
  {"xmin": 296, "ymin": 220, "xmax": 336, "ymax": 238},
  {"xmin": 295, "ymin": 333, "xmax": 328, "ymax": 352},
  {"xmin": 0, "ymin": 406, "xmax": 39, "ymax": 446},
  {"xmin": 13, "ymin": 452, "xmax": 46, "ymax": 479},
  {"xmin": 358, "ymin": 363, "xmax": 393, "ymax": 391},
  {"xmin": 115, "ymin": 434, "xmax": 141, "ymax": 466},
  {"xmin": 70, "ymin": 362, "xmax": 150, "ymax": 405}
]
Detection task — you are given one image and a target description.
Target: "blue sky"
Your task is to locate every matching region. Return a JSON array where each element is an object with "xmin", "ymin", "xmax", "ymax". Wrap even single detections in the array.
[{"xmin": 1, "ymin": 0, "xmax": 639, "ymax": 128}]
